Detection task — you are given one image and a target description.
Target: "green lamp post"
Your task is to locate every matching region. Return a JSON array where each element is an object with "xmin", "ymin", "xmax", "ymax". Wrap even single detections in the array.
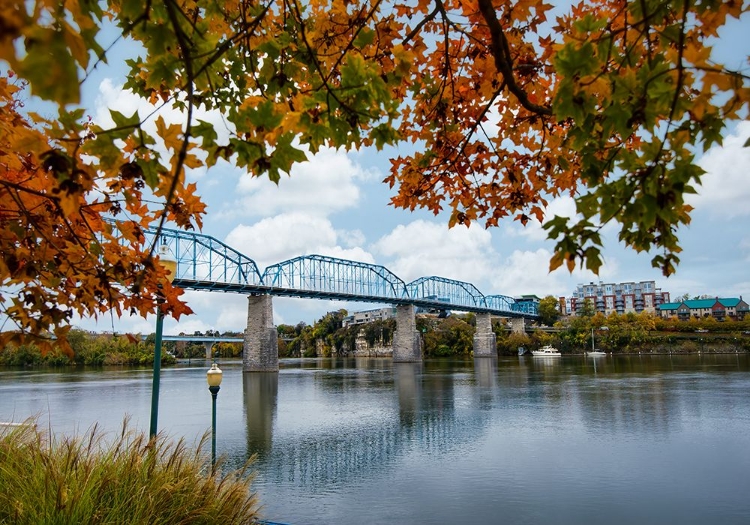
[
  {"xmin": 206, "ymin": 362, "xmax": 223, "ymax": 469},
  {"xmin": 149, "ymin": 243, "xmax": 177, "ymax": 438}
]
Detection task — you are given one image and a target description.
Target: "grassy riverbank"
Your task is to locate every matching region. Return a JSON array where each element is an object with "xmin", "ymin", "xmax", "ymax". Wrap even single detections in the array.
[{"xmin": 0, "ymin": 421, "xmax": 259, "ymax": 524}]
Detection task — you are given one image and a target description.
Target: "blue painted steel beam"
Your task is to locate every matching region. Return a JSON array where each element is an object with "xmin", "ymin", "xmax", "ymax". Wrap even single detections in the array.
[
  {"xmin": 406, "ymin": 276, "xmax": 485, "ymax": 310},
  {"xmin": 106, "ymin": 220, "xmax": 536, "ymax": 318},
  {"xmin": 484, "ymin": 294, "xmax": 515, "ymax": 311},
  {"xmin": 262, "ymin": 254, "xmax": 409, "ymax": 300},
  {"xmin": 142, "ymin": 224, "xmax": 263, "ymax": 286}
]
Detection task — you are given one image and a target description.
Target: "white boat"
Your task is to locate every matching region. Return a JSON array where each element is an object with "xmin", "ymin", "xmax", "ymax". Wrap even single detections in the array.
[
  {"xmin": 586, "ymin": 327, "xmax": 607, "ymax": 356},
  {"xmin": 531, "ymin": 345, "xmax": 561, "ymax": 356}
]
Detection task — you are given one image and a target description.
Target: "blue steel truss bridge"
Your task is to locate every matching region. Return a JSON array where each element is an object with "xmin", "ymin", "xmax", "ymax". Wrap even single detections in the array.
[{"xmin": 139, "ymin": 224, "xmax": 538, "ymax": 319}]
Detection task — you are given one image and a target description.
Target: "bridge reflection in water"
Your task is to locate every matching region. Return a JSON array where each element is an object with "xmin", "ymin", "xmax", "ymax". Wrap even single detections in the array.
[
  {"xmin": 229, "ymin": 355, "xmax": 750, "ymax": 499},
  {"xmin": 235, "ymin": 360, "xmax": 496, "ymax": 490}
]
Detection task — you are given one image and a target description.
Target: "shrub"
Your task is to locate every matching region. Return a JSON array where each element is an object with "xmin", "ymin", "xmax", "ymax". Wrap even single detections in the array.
[{"xmin": 0, "ymin": 420, "xmax": 259, "ymax": 524}]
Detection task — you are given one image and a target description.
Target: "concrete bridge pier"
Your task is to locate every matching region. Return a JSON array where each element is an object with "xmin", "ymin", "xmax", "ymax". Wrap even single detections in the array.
[
  {"xmin": 204, "ymin": 341, "xmax": 214, "ymax": 360},
  {"xmin": 393, "ymin": 304, "xmax": 421, "ymax": 362},
  {"xmin": 511, "ymin": 317, "xmax": 526, "ymax": 334},
  {"xmin": 243, "ymin": 294, "xmax": 279, "ymax": 372},
  {"xmin": 473, "ymin": 312, "xmax": 496, "ymax": 357}
]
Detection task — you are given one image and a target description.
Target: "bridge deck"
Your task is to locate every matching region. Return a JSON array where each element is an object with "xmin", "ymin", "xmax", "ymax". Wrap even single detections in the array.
[{"xmin": 124, "ymin": 223, "xmax": 540, "ymax": 318}]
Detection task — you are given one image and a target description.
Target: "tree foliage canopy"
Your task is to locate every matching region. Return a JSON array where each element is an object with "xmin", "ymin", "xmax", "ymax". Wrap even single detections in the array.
[
  {"xmin": 1, "ymin": 0, "xmax": 747, "ymax": 349},
  {"xmin": 537, "ymin": 295, "xmax": 561, "ymax": 326}
]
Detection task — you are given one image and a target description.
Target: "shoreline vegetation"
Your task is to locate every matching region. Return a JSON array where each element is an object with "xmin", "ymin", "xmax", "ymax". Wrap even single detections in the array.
[
  {"xmin": 0, "ymin": 420, "xmax": 259, "ymax": 524},
  {"xmin": 2, "ymin": 310, "xmax": 749, "ymax": 368}
]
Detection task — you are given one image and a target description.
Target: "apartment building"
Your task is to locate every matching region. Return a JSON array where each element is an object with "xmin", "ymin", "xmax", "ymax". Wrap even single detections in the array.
[
  {"xmin": 657, "ymin": 297, "xmax": 749, "ymax": 321},
  {"xmin": 342, "ymin": 307, "xmax": 397, "ymax": 327},
  {"xmin": 560, "ymin": 281, "xmax": 670, "ymax": 316}
]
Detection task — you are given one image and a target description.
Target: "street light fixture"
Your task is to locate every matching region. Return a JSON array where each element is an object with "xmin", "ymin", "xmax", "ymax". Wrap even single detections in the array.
[
  {"xmin": 149, "ymin": 243, "xmax": 177, "ymax": 438},
  {"xmin": 206, "ymin": 362, "xmax": 223, "ymax": 470}
]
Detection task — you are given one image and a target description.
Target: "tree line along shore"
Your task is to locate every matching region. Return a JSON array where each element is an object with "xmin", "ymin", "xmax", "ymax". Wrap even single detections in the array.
[{"xmin": 3, "ymin": 310, "xmax": 749, "ymax": 367}]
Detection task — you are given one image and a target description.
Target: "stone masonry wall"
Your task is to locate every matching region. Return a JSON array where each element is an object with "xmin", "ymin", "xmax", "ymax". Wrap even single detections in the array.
[
  {"xmin": 473, "ymin": 312, "xmax": 496, "ymax": 357},
  {"xmin": 393, "ymin": 304, "xmax": 421, "ymax": 362},
  {"xmin": 243, "ymin": 294, "xmax": 279, "ymax": 372}
]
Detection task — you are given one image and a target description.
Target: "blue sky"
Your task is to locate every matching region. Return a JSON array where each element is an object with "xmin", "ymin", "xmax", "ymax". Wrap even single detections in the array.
[{"xmin": 55, "ymin": 9, "xmax": 750, "ymax": 336}]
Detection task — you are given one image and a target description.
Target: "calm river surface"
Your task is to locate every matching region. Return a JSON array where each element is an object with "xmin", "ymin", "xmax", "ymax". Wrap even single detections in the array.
[{"xmin": 2, "ymin": 354, "xmax": 750, "ymax": 524}]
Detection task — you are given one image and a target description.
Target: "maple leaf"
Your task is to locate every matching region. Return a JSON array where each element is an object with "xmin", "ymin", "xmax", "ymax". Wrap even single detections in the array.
[{"xmin": 0, "ymin": 0, "xmax": 747, "ymax": 346}]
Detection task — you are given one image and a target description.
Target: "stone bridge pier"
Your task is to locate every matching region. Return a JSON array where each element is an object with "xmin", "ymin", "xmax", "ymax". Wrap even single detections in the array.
[
  {"xmin": 473, "ymin": 312, "xmax": 496, "ymax": 357},
  {"xmin": 393, "ymin": 304, "xmax": 422, "ymax": 362},
  {"xmin": 243, "ymin": 294, "xmax": 278, "ymax": 372},
  {"xmin": 511, "ymin": 317, "xmax": 526, "ymax": 334}
]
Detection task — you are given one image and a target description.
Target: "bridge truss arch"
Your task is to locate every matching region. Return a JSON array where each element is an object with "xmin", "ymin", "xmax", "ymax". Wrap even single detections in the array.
[
  {"xmin": 144, "ymin": 225, "xmax": 264, "ymax": 290},
  {"xmin": 261, "ymin": 254, "xmax": 409, "ymax": 301},
  {"xmin": 483, "ymin": 294, "xmax": 516, "ymax": 313},
  {"xmin": 406, "ymin": 276, "xmax": 485, "ymax": 311}
]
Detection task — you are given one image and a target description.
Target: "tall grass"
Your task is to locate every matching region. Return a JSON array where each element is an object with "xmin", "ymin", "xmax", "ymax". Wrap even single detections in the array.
[{"xmin": 0, "ymin": 420, "xmax": 259, "ymax": 524}]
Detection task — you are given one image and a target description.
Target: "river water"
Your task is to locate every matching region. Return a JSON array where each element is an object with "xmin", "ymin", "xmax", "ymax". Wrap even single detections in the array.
[{"xmin": 2, "ymin": 354, "xmax": 750, "ymax": 524}]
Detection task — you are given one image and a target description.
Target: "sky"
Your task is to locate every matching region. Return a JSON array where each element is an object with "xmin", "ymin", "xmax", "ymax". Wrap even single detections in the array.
[{"xmin": 36, "ymin": 8, "xmax": 750, "ymax": 336}]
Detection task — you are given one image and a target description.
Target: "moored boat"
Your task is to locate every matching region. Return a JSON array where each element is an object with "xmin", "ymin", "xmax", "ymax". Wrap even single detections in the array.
[
  {"xmin": 531, "ymin": 345, "xmax": 561, "ymax": 356},
  {"xmin": 586, "ymin": 327, "xmax": 608, "ymax": 356}
]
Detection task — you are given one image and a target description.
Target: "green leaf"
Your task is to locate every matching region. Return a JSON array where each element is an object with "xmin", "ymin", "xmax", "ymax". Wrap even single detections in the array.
[
  {"xmin": 110, "ymin": 109, "xmax": 141, "ymax": 130},
  {"xmin": 18, "ymin": 27, "xmax": 80, "ymax": 105},
  {"xmin": 136, "ymin": 157, "xmax": 163, "ymax": 188},
  {"xmin": 353, "ymin": 28, "xmax": 375, "ymax": 48},
  {"xmin": 192, "ymin": 120, "xmax": 219, "ymax": 147}
]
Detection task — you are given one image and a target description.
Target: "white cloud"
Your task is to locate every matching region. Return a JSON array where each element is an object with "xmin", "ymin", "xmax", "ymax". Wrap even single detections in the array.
[
  {"xmin": 94, "ymin": 79, "xmax": 234, "ymax": 182},
  {"xmin": 503, "ymin": 195, "xmax": 578, "ymax": 241},
  {"xmin": 273, "ymin": 297, "xmax": 369, "ymax": 326},
  {"xmin": 689, "ymin": 121, "xmax": 750, "ymax": 216},
  {"xmin": 741, "ymin": 237, "xmax": 750, "ymax": 262},
  {"xmin": 337, "ymin": 228, "xmax": 366, "ymax": 249},
  {"xmin": 488, "ymin": 248, "xmax": 620, "ymax": 298},
  {"xmin": 225, "ymin": 213, "xmax": 374, "ymax": 271},
  {"xmin": 229, "ymin": 148, "xmax": 377, "ymax": 218},
  {"xmin": 373, "ymin": 220, "xmax": 495, "ymax": 283},
  {"xmin": 174, "ymin": 291, "xmax": 247, "ymax": 333}
]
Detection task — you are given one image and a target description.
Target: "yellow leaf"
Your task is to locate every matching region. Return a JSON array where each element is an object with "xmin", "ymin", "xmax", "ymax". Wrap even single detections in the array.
[
  {"xmin": 62, "ymin": 20, "xmax": 89, "ymax": 69},
  {"xmin": 155, "ymin": 115, "xmax": 184, "ymax": 153}
]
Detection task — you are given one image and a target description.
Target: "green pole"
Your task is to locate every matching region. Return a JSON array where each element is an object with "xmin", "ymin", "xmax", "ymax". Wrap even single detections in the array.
[
  {"xmin": 209, "ymin": 385, "xmax": 220, "ymax": 470},
  {"xmin": 149, "ymin": 307, "xmax": 164, "ymax": 438}
]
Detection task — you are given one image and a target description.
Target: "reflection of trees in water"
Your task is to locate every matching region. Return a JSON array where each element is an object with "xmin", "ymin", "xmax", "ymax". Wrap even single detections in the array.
[
  {"xmin": 252, "ymin": 410, "xmax": 490, "ymax": 489},
  {"xmin": 581, "ymin": 375, "xmax": 675, "ymax": 437},
  {"xmin": 230, "ymin": 356, "xmax": 746, "ymax": 488},
  {"xmin": 511, "ymin": 355, "xmax": 688, "ymax": 437},
  {"xmin": 242, "ymin": 361, "xmax": 491, "ymax": 489}
]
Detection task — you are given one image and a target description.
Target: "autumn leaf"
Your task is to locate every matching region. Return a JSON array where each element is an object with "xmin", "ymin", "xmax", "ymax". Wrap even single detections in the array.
[{"xmin": 0, "ymin": 0, "xmax": 747, "ymax": 346}]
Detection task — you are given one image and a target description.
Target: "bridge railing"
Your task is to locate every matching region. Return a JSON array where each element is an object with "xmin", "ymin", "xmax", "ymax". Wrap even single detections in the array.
[
  {"xmin": 483, "ymin": 294, "xmax": 515, "ymax": 312},
  {"xmin": 107, "ymin": 221, "xmax": 536, "ymax": 317},
  {"xmin": 262, "ymin": 255, "xmax": 409, "ymax": 300},
  {"xmin": 406, "ymin": 276, "xmax": 486, "ymax": 311},
  {"xmin": 144, "ymin": 225, "xmax": 264, "ymax": 287}
]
